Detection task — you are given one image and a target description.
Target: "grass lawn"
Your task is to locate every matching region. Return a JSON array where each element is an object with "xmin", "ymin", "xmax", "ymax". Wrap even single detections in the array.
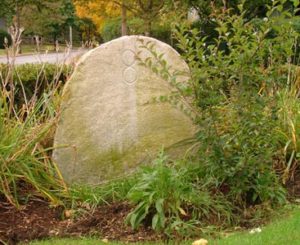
[
  {"xmin": 0, "ymin": 49, "xmax": 7, "ymax": 55},
  {"xmin": 0, "ymin": 44, "xmax": 74, "ymax": 56},
  {"xmin": 29, "ymin": 206, "xmax": 300, "ymax": 245},
  {"xmin": 0, "ymin": 45, "xmax": 39, "ymax": 56}
]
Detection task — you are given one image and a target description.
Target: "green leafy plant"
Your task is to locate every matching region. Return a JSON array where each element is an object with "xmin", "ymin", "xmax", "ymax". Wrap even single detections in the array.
[
  {"xmin": 128, "ymin": 1, "xmax": 298, "ymax": 234},
  {"xmin": 126, "ymin": 152, "xmax": 182, "ymax": 231},
  {"xmin": 126, "ymin": 152, "xmax": 233, "ymax": 237},
  {"xmin": 169, "ymin": 0, "xmax": 297, "ymax": 206}
]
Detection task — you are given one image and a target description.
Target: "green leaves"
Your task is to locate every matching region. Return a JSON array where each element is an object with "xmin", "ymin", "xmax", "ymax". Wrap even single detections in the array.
[
  {"xmin": 172, "ymin": 0, "xmax": 296, "ymax": 209},
  {"xmin": 125, "ymin": 152, "xmax": 232, "ymax": 237},
  {"xmin": 126, "ymin": 201, "xmax": 150, "ymax": 230},
  {"xmin": 126, "ymin": 152, "xmax": 183, "ymax": 232},
  {"xmin": 152, "ymin": 199, "xmax": 165, "ymax": 230}
]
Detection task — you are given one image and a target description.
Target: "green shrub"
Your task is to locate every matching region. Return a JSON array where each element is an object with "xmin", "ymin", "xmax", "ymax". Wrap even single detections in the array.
[
  {"xmin": 0, "ymin": 29, "xmax": 11, "ymax": 49},
  {"xmin": 171, "ymin": 1, "xmax": 300, "ymax": 195},
  {"xmin": 196, "ymin": 95, "xmax": 286, "ymax": 207},
  {"xmin": 0, "ymin": 63, "xmax": 72, "ymax": 107},
  {"xmin": 185, "ymin": 4, "xmax": 297, "ymax": 202},
  {"xmin": 128, "ymin": 1, "xmax": 300, "ymax": 235}
]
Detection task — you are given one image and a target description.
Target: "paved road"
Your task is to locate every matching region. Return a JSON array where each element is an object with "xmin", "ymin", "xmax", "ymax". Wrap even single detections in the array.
[{"xmin": 0, "ymin": 49, "xmax": 87, "ymax": 65}]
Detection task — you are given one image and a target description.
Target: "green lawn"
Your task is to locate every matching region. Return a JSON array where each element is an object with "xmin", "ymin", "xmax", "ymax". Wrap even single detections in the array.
[
  {"xmin": 29, "ymin": 206, "xmax": 300, "ymax": 245},
  {"xmin": 0, "ymin": 44, "xmax": 76, "ymax": 56},
  {"xmin": 0, "ymin": 45, "xmax": 38, "ymax": 56},
  {"xmin": 0, "ymin": 48, "xmax": 7, "ymax": 55}
]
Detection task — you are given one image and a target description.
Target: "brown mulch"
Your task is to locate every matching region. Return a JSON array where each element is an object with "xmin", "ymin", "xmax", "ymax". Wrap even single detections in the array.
[
  {"xmin": 0, "ymin": 198, "xmax": 63, "ymax": 244},
  {"xmin": 286, "ymin": 167, "xmax": 300, "ymax": 199},
  {"xmin": 65, "ymin": 202, "xmax": 160, "ymax": 242},
  {"xmin": 1, "ymin": 168, "xmax": 300, "ymax": 245},
  {"xmin": 0, "ymin": 200, "xmax": 160, "ymax": 245}
]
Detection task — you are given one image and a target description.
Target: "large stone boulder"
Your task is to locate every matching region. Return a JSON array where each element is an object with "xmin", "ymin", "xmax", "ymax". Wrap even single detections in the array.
[{"xmin": 53, "ymin": 36, "xmax": 195, "ymax": 184}]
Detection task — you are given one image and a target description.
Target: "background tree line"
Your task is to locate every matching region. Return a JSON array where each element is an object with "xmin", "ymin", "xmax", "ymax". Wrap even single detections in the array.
[
  {"xmin": 0, "ymin": 0, "xmax": 300, "ymax": 48},
  {"xmin": 0, "ymin": 0, "xmax": 98, "ymax": 47}
]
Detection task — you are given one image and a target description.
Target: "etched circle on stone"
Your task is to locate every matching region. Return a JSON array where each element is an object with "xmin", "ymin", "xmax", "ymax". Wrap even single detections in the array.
[
  {"xmin": 122, "ymin": 49, "xmax": 136, "ymax": 66},
  {"xmin": 123, "ymin": 67, "xmax": 137, "ymax": 84}
]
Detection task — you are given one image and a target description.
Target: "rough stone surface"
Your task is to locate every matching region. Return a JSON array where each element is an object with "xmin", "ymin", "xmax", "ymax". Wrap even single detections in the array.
[{"xmin": 53, "ymin": 35, "xmax": 195, "ymax": 184}]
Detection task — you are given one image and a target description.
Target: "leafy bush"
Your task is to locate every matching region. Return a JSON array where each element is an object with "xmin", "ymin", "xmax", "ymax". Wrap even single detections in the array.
[
  {"xmin": 196, "ymin": 95, "xmax": 286, "ymax": 206},
  {"xmin": 171, "ymin": 1, "xmax": 299, "ymax": 205},
  {"xmin": 0, "ymin": 29, "xmax": 11, "ymax": 49},
  {"xmin": 126, "ymin": 1, "xmax": 300, "ymax": 236},
  {"xmin": 173, "ymin": 1, "xmax": 300, "ymax": 187}
]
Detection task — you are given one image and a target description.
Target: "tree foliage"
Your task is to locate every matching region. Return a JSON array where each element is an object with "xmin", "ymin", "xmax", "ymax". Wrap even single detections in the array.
[
  {"xmin": 74, "ymin": 0, "xmax": 121, "ymax": 31},
  {"xmin": 74, "ymin": 0, "xmax": 176, "ymax": 36},
  {"xmin": 19, "ymin": 0, "xmax": 77, "ymax": 42}
]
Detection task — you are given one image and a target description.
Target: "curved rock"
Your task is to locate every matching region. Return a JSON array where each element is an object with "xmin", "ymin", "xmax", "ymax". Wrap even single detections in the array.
[{"xmin": 53, "ymin": 36, "xmax": 195, "ymax": 184}]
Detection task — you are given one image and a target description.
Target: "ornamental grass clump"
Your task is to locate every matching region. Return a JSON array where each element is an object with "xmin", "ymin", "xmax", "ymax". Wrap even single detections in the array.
[
  {"xmin": 0, "ymin": 94, "xmax": 67, "ymax": 207},
  {"xmin": 0, "ymin": 26, "xmax": 70, "ymax": 208}
]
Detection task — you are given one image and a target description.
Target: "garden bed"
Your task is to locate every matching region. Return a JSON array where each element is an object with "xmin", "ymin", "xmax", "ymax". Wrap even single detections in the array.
[
  {"xmin": 0, "ymin": 199, "xmax": 160, "ymax": 245},
  {"xmin": 1, "ymin": 172, "xmax": 300, "ymax": 245}
]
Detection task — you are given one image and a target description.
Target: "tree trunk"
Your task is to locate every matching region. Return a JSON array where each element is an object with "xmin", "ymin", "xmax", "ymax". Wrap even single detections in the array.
[
  {"xmin": 54, "ymin": 36, "xmax": 57, "ymax": 51},
  {"xmin": 145, "ymin": 20, "xmax": 151, "ymax": 36},
  {"xmin": 15, "ymin": 0, "xmax": 21, "ymax": 54},
  {"xmin": 69, "ymin": 25, "xmax": 73, "ymax": 49},
  {"xmin": 121, "ymin": 0, "xmax": 127, "ymax": 36}
]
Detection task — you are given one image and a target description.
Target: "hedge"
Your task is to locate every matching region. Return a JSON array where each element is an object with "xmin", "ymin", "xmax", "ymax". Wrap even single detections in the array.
[{"xmin": 0, "ymin": 63, "xmax": 72, "ymax": 105}]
